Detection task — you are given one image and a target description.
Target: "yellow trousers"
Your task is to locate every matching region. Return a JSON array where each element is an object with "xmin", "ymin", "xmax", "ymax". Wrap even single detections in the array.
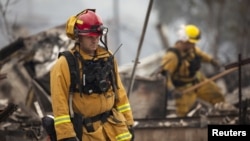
[{"xmin": 175, "ymin": 75, "xmax": 225, "ymax": 117}]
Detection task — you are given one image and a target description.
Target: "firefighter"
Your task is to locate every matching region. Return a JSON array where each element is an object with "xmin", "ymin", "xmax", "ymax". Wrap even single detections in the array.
[
  {"xmin": 50, "ymin": 9, "xmax": 134, "ymax": 141},
  {"xmin": 161, "ymin": 24, "xmax": 225, "ymax": 117}
]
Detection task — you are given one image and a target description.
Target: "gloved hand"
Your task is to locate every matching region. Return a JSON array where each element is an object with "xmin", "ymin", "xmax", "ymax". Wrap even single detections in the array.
[
  {"xmin": 128, "ymin": 125, "xmax": 135, "ymax": 141},
  {"xmin": 61, "ymin": 137, "xmax": 79, "ymax": 141},
  {"xmin": 170, "ymin": 89, "xmax": 183, "ymax": 99},
  {"xmin": 160, "ymin": 70, "xmax": 167, "ymax": 76},
  {"xmin": 210, "ymin": 59, "xmax": 220, "ymax": 68}
]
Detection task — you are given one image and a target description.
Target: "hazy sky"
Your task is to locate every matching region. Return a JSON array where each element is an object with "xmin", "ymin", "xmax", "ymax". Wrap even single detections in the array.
[{"xmin": 1, "ymin": 0, "xmax": 162, "ymax": 66}]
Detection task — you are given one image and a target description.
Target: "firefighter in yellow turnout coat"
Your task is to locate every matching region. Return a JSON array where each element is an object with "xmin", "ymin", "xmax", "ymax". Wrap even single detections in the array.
[
  {"xmin": 161, "ymin": 25, "xmax": 225, "ymax": 117},
  {"xmin": 50, "ymin": 9, "xmax": 134, "ymax": 141}
]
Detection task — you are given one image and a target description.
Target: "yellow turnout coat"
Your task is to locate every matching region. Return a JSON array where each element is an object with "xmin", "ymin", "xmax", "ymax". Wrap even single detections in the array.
[
  {"xmin": 161, "ymin": 46, "xmax": 225, "ymax": 117},
  {"xmin": 50, "ymin": 45, "xmax": 134, "ymax": 141}
]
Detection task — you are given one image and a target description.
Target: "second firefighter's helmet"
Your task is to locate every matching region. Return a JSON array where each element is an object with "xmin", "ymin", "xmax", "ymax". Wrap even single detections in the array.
[
  {"xmin": 66, "ymin": 9, "xmax": 108, "ymax": 40},
  {"xmin": 177, "ymin": 24, "xmax": 201, "ymax": 43}
]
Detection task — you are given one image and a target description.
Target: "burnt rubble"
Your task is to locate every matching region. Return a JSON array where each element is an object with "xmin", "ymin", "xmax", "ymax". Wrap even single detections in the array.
[{"xmin": 0, "ymin": 24, "xmax": 249, "ymax": 141}]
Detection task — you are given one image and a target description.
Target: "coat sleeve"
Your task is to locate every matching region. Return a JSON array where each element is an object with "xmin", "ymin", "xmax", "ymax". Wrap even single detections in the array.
[
  {"xmin": 195, "ymin": 47, "xmax": 213, "ymax": 62},
  {"xmin": 161, "ymin": 51, "xmax": 179, "ymax": 90},
  {"xmin": 113, "ymin": 58, "xmax": 134, "ymax": 126},
  {"xmin": 50, "ymin": 56, "xmax": 76, "ymax": 140}
]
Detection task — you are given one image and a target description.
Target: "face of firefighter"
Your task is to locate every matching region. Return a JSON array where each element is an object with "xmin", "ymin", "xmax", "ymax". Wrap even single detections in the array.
[
  {"xmin": 182, "ymin": 41, "xmax": 195, "ymax": 52},
  {"xmin": 175, "ymin": 40, "xmax": 184, "ymax": 49},
  {"xmin": 78, "ymin": 35, "xmax": 100, "ymax": 55}
]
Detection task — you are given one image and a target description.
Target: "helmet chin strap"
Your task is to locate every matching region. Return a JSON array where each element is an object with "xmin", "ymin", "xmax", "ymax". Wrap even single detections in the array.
[{"xmin": 100, "ymin": 34, "xmax": 109, "ymax": 52}]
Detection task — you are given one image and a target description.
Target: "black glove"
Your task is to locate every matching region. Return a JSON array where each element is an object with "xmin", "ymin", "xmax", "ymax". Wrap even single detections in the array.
[
  {"xmin": 41, "ymin": 115, "xmax": 57, "ymax": 141},
  {"xmin": 128, "ymin": 126, "xmax": 135, "ymax": 141},
  {"xmin": 160, "ymin": 70, "xmax": 167, "ymax": 76},
  {"xmin": 170, "ymin": 89, "xmax": 182, "ymax": 99},
  {"xmin": 62, "ymin": 137, "xmax": 79, "ymax": 141}
]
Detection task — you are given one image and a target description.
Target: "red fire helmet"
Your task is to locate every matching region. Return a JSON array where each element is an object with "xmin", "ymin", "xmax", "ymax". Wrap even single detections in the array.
[{"xmin": 75, "ymin": 9, "xmax": 104, "ymax": 37}]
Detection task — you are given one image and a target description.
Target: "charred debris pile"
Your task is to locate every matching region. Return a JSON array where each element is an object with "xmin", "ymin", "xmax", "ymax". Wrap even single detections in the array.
[{"xmin": 0, "ymin": 24, "xmax": 72, "ymax": 140}]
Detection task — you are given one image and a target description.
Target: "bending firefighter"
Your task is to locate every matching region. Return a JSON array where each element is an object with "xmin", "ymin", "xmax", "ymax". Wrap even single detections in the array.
[
  {"xmin": 49, "ymin": 9, "xmax": 134, "ymax": 141},
  {"xmin": 161, "ymin": 24, "xmax": 225, "ymax": 117}
]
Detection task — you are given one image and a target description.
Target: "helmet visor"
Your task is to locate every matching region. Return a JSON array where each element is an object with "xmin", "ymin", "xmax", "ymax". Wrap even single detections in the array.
[{"xmin": 77, "ymin": 25, "xmax": 108, "ymax": 37}]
